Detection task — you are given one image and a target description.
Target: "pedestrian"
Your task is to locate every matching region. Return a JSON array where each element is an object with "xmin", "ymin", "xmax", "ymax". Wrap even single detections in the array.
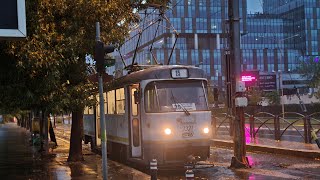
[{"xmin": 49, "ymin": 120, "xmax": 58, "ymax": 146}]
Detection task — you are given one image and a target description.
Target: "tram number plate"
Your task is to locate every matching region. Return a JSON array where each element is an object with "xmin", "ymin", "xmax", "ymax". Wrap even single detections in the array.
[
  {"xmin": 171, "ymin": 68, "xmax": 188, "ymax": 78},
  {"xmin": 181, "ymin": 125, "xmax": 194, "ymax": 138}
]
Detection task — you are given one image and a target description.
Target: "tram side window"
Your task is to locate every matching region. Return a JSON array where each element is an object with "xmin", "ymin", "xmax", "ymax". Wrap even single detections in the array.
[
  {"xmin": 131, "ymin": 88, "xmax": 138, "ymax": 116},
  {"xmin": 96, "ymin": 94, "xmax": 100, "ymax": 115},
  {"xmin": 84, "ymin": 106, "xmax": 89, "ymax": 115},
  {"xmin": 84, "ymin": 106, "xmax": 94, "ymax": 115},
  {"xmin": 104, "ymin": 92, "xmax": 107, "ymax": 114},
  {"xmin": 107, "ymin": 90, "xmax": 115, "ymax": 114},
  {"xmin": 87, "ymin": 95, "xmax": 94, "ymax": 115},
  {"xmin": 88, "ymin": 107, "xmax": 94, "ymax": 115},
  {"xmin": 116, "ymin": 88, "xmax": 125, "ymax": 114},
  {"xmin": 145, "ymin": 84, "xmax": 158, "ymax": 112}
]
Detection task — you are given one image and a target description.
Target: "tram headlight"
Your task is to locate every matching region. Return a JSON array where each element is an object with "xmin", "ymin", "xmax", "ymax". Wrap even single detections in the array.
[
  {"xmin": 203, "ymin": 127, "xmax": 209, "ymax": 134},
  {"xmin": 164, "ymin": 128, "xmax": 172, "ymax": 135}
]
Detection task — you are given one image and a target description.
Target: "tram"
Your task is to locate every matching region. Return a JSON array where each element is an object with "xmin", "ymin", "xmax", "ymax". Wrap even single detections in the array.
[{"xmin": 83, "ymin": 65, "xmax": 212, "ymax": 166}]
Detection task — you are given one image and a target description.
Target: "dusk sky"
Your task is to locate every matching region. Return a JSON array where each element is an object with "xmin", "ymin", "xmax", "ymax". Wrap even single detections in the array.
[{"xmin": 247, "ymin": 0, "xmax": 263, "ymax": 13}]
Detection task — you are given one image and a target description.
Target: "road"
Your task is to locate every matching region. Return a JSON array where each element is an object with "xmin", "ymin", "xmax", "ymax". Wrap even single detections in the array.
[
  {"xmin": 1, "ymin": 122, "xmax": 319, "ymax": 179},
  {"xmin": 54, "ymin": 123, "xmax": 320, "ymax": 179}
]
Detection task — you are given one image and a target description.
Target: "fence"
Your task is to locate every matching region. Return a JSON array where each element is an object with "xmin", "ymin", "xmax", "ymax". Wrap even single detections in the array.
[{"xmin": 212, "ymin": 112, "xmax": 320, "ymax": 143}]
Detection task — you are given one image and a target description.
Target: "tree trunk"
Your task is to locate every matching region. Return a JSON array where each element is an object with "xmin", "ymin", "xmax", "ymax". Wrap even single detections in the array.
[
  {"xmin": 39, "ymin": 111, "xmax": 49, "ymax": 153},
  {"xmin": 68, "ymin": 110, "xmax": 84, "ymax": 162}
]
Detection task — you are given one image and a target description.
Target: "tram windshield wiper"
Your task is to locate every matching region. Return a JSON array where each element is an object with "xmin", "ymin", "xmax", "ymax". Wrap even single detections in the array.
[{"xmin": 170, "ymin": 90, "xmax": 190, "ymax": 116}]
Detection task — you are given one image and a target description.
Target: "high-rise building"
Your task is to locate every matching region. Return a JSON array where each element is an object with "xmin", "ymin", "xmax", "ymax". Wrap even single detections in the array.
[{"xmin": 113, "ymin": 0, "xmax": 319, "ymax": 95}]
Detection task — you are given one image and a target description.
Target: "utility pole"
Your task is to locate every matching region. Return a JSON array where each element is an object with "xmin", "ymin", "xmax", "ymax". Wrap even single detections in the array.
[
  {"xmin": 95, "ymin": 22, "xmax": 108, "ymax": 180},
  {"xmin": 228, "ymin": 0, "xmax": 250, "ymax": 168}
]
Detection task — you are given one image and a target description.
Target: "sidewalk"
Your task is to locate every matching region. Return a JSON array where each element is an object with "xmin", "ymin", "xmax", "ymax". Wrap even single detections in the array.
[
  {"xmin": 0, "ymin": 123, "xmax": 149, "ymax": 180},
  {"xmin": 211, "ymin": 134, "xmax": 320, "ymax": 159}
]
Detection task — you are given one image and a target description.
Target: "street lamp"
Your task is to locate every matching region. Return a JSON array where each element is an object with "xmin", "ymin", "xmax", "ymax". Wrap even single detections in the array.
[{"xmin": 277, "ymin": 33, "xmax": 299, "ymax": 119}]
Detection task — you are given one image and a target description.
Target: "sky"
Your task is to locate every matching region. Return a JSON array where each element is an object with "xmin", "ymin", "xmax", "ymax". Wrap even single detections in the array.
[{"xmin": 247, "ymin": 0, "xmax": 263, "ymax": 13}]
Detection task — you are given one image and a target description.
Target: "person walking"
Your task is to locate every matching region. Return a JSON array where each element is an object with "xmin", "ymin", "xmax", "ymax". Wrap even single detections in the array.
[{"xmin": 49, "ymin": 120, "xmax": 57, "ymax": 147}]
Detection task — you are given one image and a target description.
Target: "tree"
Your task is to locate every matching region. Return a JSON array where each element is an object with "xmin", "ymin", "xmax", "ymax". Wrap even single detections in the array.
[
  {"xmin": 0, "ymin": 43, "xmax": 29, "ymax": 113},
  {"xmin": 265, "ymin": 91, "xmax": 281, "ymax": 105},
  {"xmin": 4, "ymin": 0, "xmax": 171, "ymax": 162},
  {"xmin": 247, "ymin": 87, "xmax": 263, "ymax": 106},
  {"xmin": 297, "ymin": 57, "xmax": 320, "ymax": 98}
]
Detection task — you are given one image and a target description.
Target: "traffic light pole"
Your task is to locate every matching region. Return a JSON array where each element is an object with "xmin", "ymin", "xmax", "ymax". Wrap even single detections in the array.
[{"xmin": 96, "ymin": 22, "xmax": 108, "ymax": 180}]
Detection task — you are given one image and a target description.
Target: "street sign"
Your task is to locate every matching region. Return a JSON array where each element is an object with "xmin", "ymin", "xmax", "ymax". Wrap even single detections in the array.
[
  {"xmin": 241, "ymin": 70, "xmax": 259, "ymax": 87},
  {"xmin": 0, "ymin": 0, "xmax": 26, "ymax": 38},
  {"xmin": 259, "ymin": 74, "xmax": 277, "ymax": 90}
]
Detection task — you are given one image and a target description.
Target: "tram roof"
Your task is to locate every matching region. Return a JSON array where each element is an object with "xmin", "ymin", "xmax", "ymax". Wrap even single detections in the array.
[{"xmin": 105, "ymin": 65, "xmax": 207, "ymax": 89}]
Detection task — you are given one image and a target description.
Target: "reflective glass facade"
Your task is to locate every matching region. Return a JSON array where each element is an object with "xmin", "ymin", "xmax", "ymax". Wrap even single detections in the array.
[{"xmin": 113, "ymin": 0, "xmax": 319, "ymax": 91}]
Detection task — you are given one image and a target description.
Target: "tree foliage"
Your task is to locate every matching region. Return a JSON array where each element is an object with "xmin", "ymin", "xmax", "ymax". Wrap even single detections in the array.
[
  {"xmin": 246, "ymin": 87, "xmax": 263, "ymax": 106},
  {"xmin": 297, "ymin": 57, "xmax": 320, "ymax": 98},
  {"xmin": 7, "ymin": 0, "xmax": 143, "ymax": 113},
  {"xmin": 265, "ymin": 91, "xmax": 281, "ymax": 105},
  {"xmin": 0, "ymin": 44, "xmax": 29, "ymax": 113},
  {"xmin": 2, "ymin": 0, "xmax": 171, "ymax": 161}
]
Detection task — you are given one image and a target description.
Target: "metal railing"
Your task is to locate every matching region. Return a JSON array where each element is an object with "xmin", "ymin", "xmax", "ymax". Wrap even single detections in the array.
[{"xmin": 212, "ymin": 111, "xmax": 320, "ymax": 144}]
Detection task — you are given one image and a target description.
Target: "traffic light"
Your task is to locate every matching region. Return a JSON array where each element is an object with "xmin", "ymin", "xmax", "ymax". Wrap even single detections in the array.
[{"xmin": 94, "ymin": 41, "xmax": 115, "ymax": 73}]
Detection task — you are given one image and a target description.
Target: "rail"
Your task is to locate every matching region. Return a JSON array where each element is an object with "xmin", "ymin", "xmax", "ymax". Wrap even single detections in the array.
[{"xmin": 212, "ymin": 111, "xmax": 320, "ymax": 144}]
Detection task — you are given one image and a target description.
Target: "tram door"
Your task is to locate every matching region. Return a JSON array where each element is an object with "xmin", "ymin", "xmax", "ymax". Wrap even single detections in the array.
[
  {"xmin": 95, "ymin": 94, "xmax": 101, "ymax": 146},
  {"xmin": 129, "ymin": 85, "xmax": 142, "ymax": 158}
]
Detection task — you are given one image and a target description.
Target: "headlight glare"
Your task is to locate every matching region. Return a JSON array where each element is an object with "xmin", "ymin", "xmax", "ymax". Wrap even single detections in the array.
[
  {"xmin": 203, "ymin": 127, "xmax": 209, "ymax": 134},
  {"xmin": 164, "ymin": 128, "xmax": 172, "ymax": 135}
]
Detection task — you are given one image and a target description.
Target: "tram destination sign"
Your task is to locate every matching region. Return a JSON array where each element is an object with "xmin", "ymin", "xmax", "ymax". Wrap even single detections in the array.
[
  {"xmin": 171, "ymin": 68, "xmax": 189, "ymax": 79},
  {"xmin": 259, "ymin": 74, "xmax": 277, "ymax": 90},
  {"xmin": 0, "ymin": 0, "xmax": 26, "ymax": 38}
]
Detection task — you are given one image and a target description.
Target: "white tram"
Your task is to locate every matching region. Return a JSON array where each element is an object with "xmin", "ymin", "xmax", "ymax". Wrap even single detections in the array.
[{"xmin": 83, "ymin": 65, "xmax": 212, "ymax": 166}]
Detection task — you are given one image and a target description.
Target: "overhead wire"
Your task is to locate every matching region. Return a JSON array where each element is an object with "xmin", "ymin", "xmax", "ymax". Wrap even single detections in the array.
[
  {"xmin": 117, "ymin": 0, "xmax": 225, "ymax": 67},
  {"xmin": 121, "ymin": 0, "xmax": 184, "ymax": 46},
  {"xmin": 117, "ymin": 0, "xmax": 184, "ymax": 66}
]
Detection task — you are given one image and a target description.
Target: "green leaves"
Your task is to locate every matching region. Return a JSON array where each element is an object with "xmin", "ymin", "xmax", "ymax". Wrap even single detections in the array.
[
  {"xmin": 246, "ymin": 87, "xmax": 263, "ymax": 106},
  {"xmin": 265, "ymin": 91, "xmax": 281, "ymax": 105},
  {"xmin": 3, "ymin": 0, "xmax": 172, "ymax": 114},
  {"xmin": 297, "ymin": 57, "xmax": 320, "ymax": 98}
]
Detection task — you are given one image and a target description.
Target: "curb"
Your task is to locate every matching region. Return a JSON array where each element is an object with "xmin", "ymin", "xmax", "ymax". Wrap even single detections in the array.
[{"xmin": 211, "ymin": 139, "xmax": 320, "ymax": 159}]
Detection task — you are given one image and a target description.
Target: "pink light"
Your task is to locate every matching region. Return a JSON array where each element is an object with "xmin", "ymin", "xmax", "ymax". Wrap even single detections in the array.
[
  {"xmin": 241, "ymin": 75, "xmax": 256, "ymax": 82},
  {"xmin": 245, "ymin": 124, "xmax": 252, "ymax": 144}
]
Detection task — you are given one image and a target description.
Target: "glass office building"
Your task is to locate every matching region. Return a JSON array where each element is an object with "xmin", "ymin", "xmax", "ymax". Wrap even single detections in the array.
[{"xmin": 113, "ymin": 0, "xmax": 319, "ymax": 93}]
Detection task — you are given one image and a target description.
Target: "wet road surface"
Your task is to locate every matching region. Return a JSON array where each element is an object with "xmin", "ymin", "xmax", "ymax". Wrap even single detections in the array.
[
  {"xmin": 156, "ymin": 147, "xmax": 320, "ymax": 179},
  {"xmin": 50, "ymin": 123, "xmax": 320, "ymax": 179},
  {"xmin": 0, "ymin": 123, "xmax": 149, "ymax": 180},
  {"xmin": 1, "ymin": 122, "xmax": 320, "ymax": 179}
]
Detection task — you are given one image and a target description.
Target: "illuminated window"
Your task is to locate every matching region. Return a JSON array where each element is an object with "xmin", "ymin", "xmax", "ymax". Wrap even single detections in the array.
[
  {"xmin": 116, "ymin": 88, "xmax": 125, "ymax": 114},
  {"xmin": 107, "ymin": 90, "xmax": 115, "ymax": 114}
]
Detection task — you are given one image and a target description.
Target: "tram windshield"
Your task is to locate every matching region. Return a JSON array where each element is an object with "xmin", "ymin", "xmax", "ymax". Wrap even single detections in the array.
[{"xmin": 145, "ymin": 80, "xmax": 208, "ymax": 113}]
